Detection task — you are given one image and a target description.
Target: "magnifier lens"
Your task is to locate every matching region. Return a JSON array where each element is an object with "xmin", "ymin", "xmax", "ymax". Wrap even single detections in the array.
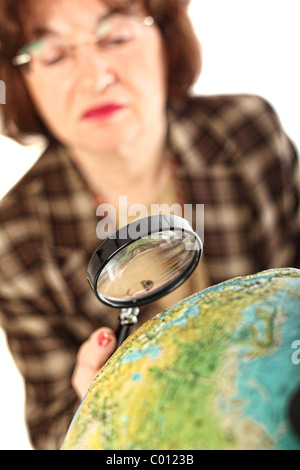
[{"xmin": 96, "ymin": 229, "xmax": 198, "ymax": 305}]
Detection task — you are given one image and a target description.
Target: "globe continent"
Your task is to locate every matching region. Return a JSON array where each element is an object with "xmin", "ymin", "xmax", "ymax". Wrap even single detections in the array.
[{"xmin": 62, "ymin": 268, "xmax": 300, "ymax": 450}]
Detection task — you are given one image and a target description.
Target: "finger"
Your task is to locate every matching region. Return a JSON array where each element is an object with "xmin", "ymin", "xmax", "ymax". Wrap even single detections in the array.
[{"xmin": 72, "ymin": 327, "xmax": 117, "ymax": 399}]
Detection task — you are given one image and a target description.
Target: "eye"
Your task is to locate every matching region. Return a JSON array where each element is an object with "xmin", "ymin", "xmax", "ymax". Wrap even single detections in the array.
[
  {"xmin": 43, "ymin": 55, "xmax": 67, "ymax": 66},
  {"xmin": 97, "ymin": 28, "xmax": 134, "ymax": 49},
  {"xmin": 100, "ymin": 32, "xmax": 133, "ymax": 48},
  {"xmin": 42, "ymin": 51, "xmax": 69, "ymax": 66},
  {"xmin": 95, "ymin": 16, "xmax": 137, "ymax": 49},
  {"xmin": 36, "ymin": 40, "xmax": 70, "ymax": 66}
]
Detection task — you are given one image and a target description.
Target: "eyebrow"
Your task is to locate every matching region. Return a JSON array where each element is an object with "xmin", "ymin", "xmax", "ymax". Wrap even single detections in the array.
[{"xmin": 30, "ymin": 9, "xmax": 118, "ymax": 39}]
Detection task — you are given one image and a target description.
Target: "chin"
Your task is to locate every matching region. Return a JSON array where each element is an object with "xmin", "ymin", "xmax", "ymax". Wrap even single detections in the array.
[
  {"xmin": 60, "ymin": 123, "xmax": 141, "ymax": 154},
  {"xmin": 74, "ymin": 140, "xmax": 128, "ymax": 155},
  {"xmin": 89, "ymin": 128, "xmax": 140, "ymax": 152}
]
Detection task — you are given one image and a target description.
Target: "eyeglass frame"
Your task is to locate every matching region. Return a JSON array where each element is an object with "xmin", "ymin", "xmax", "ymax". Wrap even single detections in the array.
[{"xmin": 12, "ymin": 14, "xmax": 155, "ymax": 68}]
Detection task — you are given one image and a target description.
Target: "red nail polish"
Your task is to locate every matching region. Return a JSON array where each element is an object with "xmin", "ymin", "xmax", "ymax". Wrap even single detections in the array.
[{"xmin": 97, "ymin": 332, "xmax": 111, "ymax": 347}]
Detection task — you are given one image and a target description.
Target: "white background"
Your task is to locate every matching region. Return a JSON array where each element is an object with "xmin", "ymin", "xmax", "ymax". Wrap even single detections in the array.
[{"xmin": 0, "ymin": 0, "xmax": 299, "ymax": 450}]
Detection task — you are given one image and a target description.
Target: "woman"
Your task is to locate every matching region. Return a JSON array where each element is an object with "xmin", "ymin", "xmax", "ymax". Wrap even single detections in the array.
[{"xmin": 0, "ymin": 0, "xmax": 299, "ymax": 450}]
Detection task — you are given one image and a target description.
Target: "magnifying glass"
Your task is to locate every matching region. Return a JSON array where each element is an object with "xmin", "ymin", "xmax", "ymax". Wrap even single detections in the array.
[{"xmin": 87, "ymin": 214, "xmax": 202, "ymax": 349}]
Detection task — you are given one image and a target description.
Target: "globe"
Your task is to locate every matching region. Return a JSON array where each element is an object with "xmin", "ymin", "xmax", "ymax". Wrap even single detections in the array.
[{"xmin": 62, "ymin": 268, "xmax": 300, "ymax": 450}]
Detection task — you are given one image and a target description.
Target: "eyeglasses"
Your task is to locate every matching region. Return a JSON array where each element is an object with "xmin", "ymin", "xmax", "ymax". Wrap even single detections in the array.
[{"xmin": 12, "ymin": 14, "xmax": 155, "ymax": 71}]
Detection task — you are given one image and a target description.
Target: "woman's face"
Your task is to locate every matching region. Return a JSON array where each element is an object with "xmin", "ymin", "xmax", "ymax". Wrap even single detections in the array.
[{"xmin": 22, "ymin": 0, "xmax": 167, "ymax": 155}]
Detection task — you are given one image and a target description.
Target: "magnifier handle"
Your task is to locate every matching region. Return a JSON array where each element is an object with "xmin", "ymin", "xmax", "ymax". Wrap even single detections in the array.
[
  {"xmin": 115, "ymin": 307, "xmax": 140, "ymax": 351},
  {"xmin": 116, "ymin": 324, "xmax": 132, "ymax": 349}
]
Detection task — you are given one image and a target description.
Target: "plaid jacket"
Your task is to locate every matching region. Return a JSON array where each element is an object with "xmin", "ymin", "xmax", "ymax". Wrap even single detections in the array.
[{"xmin": 0, "ymin": 94, "xmax": 299, "ymax": 449}]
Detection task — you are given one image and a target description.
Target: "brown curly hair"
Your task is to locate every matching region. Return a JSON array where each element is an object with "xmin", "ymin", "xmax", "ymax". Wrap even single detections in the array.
[{"xmin": 0, "ymin": 0, "xmax": 202, "ymax": 143}]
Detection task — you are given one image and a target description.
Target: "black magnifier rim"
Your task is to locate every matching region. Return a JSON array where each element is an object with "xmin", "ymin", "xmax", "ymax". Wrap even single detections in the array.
[{"xmin": 87, "ymin": 214, "xmax": 203, "ymax": 308}]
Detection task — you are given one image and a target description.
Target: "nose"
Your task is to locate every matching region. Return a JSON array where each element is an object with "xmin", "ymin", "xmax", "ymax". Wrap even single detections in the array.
[
  {"xmin": 74, "ymin": 46, "xmax": 117, "ymax": 93},
  {"xmin": 79, "ymin": 69, "xmax": 116, "ymax": 93}
]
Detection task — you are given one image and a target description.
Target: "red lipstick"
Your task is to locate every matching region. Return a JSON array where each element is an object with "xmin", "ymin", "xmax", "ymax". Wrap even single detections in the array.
[{"xmin": 81, "ymin": 104, "xmax": 125, "ymax": 120}]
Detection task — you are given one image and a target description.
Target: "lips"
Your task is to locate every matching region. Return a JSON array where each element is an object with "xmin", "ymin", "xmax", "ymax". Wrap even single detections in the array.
[{"xmin": 81, "ymin": 103, "xmax": 125, "ymax": 120}]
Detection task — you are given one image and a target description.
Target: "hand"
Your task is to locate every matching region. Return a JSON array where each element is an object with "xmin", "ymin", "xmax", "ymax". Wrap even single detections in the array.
[{"xmin": 72, "ymin": 327, "xmax": 117, "ymax": 401}]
